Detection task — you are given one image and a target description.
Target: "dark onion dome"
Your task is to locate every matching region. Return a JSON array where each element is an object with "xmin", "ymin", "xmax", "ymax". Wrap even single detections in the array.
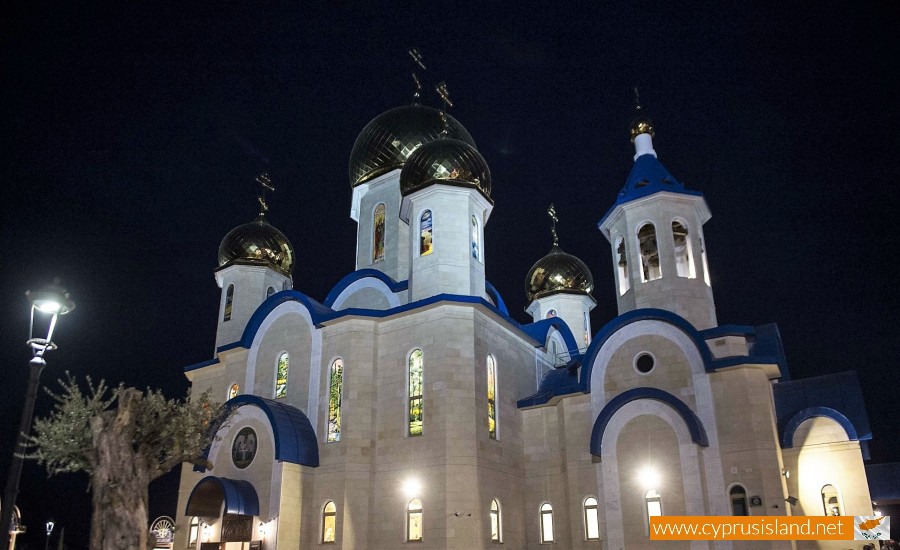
[
  {"xmin": 399, "ymin": 138, "xmax": 491, "ymax": 198},
  {"xmin": 349, "ymin": 104, "xmax": 476, "ymax": 187},
  {"xmin": 218, "ymin": 216, "xmax": 294, "ymax": 276},
  {"xmin": 525, "ymin": 244, "xmax": 594, "ymax": 302},
  {"xmin": 629, "ymin": 111, "xmax": 655, "ymax": 142}
]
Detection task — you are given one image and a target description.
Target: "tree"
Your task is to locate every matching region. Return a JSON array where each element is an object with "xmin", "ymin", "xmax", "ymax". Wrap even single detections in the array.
[{"xmin": 29, "ymin": 376, "xmax": 228, "ymax": 550}]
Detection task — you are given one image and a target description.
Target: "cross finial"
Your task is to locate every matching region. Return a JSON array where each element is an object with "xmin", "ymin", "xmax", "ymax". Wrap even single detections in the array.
[
  {"xmin": 435, "ymin": 81, "xmax": 453, "ymax": 135},
  {"xmin": 256, "ymin": 172, "xmax": 275, "ymax": 217},
  {"xmin": 548, "ymin": 203, "xmax": 559, "ymax": 246},
  {"xmin": 408, "ymin": 48, "xmax": 426, "ymax": 103},
  {"xmin": 634, "ymin": 86, "xmax": 642, "ymax": 111}
]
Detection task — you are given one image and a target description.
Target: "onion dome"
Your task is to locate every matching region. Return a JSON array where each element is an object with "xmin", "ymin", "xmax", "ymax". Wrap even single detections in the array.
[
  {"xmin": 525, "ymin": 244, "xmax": 594, "ymax": 302},
  {"xmin": 629, "ymin": 111, "xmax": 655, "ymax": 142},
  {"xmin": 218, "ymin": 216, "xmax": 294, "ymax": 276},
  {"xmin": 399, "ymin": 138, "xmax": 491, "ymax": 198},
  {"xmin": 349, "ymin": 104, "xmax": 476, "ymax": 187}
]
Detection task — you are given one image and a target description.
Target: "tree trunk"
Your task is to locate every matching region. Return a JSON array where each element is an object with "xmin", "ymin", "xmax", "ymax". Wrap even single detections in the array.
[{"xmin": 89, "ymin": 388, "xmax": 150, "ymax": 550}]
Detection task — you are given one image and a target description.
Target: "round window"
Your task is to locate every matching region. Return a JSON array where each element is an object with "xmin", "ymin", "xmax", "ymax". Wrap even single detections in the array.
[{"xmin": 635, "ymin": 353, "xmax": 655, "ymax": 374}]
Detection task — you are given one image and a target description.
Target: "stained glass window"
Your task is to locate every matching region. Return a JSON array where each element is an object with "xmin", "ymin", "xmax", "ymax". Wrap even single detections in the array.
[
  {"xmin": 490, "ymin": 499, "xmax": 501, "ymax": 542},
  {"xmin": 540, "ymin": 503, "xmax": 554, "ymax": 543},
  {"xmin": 373, "ymin": 203, "xmax": 386, "ymax": 263},
  {"xmin": 229, "ymin": 383, "xmax": 239, "ymax": 400},
  {"xmin": 407, "ymin": 499, "xmax": 423, "ymax": 541},
  {"xmin": 275, "ymin": 352, "xmax": 289, "ymax": 399},
  {"xmin": 322, "ymin": 501, "xmax": 336, "ymax": 543},
  {"xmin": 224, "ymin": 284, "xmax": 234, "ymax": 322},
  {"xmin": 471, "ymin": 215, "xmax": 480, "ymax": 260},
  {"xmin": 583, "ymin": 497, "xmax": 600, "ymax": 540},
  {"xmin": 420, "ymin": 210, "xmax": 433, "ymax": 256},
  {"xmin": 487, "ymin": 355, "xmax": 497, "ymax": 440},
  {"xmin": 408, "ymin": 349, "xmax": 423, "ymax": 436},
  {"xmin": 327, "ymin": 359, "xmax": 343, "ymax": 442}
]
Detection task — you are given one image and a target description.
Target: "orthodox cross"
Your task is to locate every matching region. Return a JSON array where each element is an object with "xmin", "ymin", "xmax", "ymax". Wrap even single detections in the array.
[
  {"xmin": 548, "ymin": 203, "xmax": 559, "ymax": 246},
  {"xmin": 435, "ymin": 81, "xmax": 453, "ymax": 135},
  {"xmin": 408, "ymin": 48, "xmax": 426, "ymax": 102},
  {"xmin": 256, "ymin": 172, "xmax": 275, "ymax": 217}
]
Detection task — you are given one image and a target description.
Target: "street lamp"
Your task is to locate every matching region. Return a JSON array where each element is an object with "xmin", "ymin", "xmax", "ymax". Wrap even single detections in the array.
[
  {"xmin": 44, "ymin": 519, "xmax": 54, "ymax": 550},
  {"xmin": 0, "ymin": 281, "xmax": 74, "ymax": 548}
]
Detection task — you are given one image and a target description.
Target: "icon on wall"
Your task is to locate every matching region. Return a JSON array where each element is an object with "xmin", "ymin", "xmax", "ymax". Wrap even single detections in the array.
[{"xmin": 232, "ymin": 427, "xmax": 258, "ymax": 469}]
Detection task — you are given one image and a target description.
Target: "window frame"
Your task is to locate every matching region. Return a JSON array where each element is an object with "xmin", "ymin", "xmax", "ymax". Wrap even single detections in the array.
[
  {"xmin": 373, "ymin": 202, "xmax": 386, "ymax": 264},
  {"xmin": 583, "ymin": 496, "xmax": 600, "ymax": 541},
  {"xmin": 644, "ymin": 489, "xmax": 662, "ymax": 535},
  {"xmin": 636, "ymin": 222, "xmax": 662, "ymax": 282},
  {"xmin": 274, "ymin": 351, "xmax": 289, "ymax": 399},
  {"xmin": 490, "ymin": 498, "xmax": 502, "ymax": 543},
  {"xmin": 407, "ymin": 498, "xmax": 423, "ymax": 542},
  {"xmin": 487, "ymin": 354, "xmax": 498, "ymax": 440},
  {"xmin": 407, "ymin": 348, "xmax": 424, "ymax": 437},
  {"xmin": 327, "ymin": 358, "xmax": 344, "ymax": 442},
  {"xmin": 540, "ymin": 502, "xmax": 554, "ymax": 543},
  {"xmin": 671, "ymin": 218, "xmax": 696, "ymax": 279},
  {"xmin": 322, "ymin": 500, "xmax": 337, "ymax": 543},
  {"xmin": 729, "ymin": 484, "xmax": 749, "ymax": 516},
  {"xmin": 223, "ymin": 284, "xmax": 235, "ymax": 322},
  {"xmin": 419, "ymin": 209, "xmax": 434, "ymax": 256}
]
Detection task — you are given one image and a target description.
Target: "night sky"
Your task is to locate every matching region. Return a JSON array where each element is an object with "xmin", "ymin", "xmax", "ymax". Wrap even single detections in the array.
[{"xmin": 2, "ymin": 1, "xmax": 898, "ymax": 547}]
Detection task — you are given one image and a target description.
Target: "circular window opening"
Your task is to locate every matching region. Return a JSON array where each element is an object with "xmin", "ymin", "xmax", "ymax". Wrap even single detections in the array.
[{"xmin": 635, "ymin": 353, "xmax": 655, "ymax": 374}]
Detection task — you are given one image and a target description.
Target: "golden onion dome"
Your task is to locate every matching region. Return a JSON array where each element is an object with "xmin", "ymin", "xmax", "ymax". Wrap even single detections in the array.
[
  {"xmin": 217, "ymin": 216, "xmax": 294, "ymax": 276},
  {"xmin": 349, "ymin": 105, "xmax": 476, "ymax": 187},
  {"xmin": 525, "ymin": 244, "xmax": 594, "ymax": 302},
  {"xmin": 629, "ymin": 111, "xmax": 655, "ymax": 142},
  {"xmin": 399, "ymin": 138, "xmax": 491, "ymax": 198}
]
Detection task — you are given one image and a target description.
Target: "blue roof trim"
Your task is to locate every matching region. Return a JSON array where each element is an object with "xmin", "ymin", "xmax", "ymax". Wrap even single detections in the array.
[
  {"xmin": 598, "ymin": 154, "xmax": 705, "ymax": 227},
  {"xmin": 518, "ymin": 318, "xmax": 580, "ymax": 356},
  {"xmin": 781, "ymin": 406, "xmax": 858, "ymax": 448},
  {"xmin": 323, "ymin": 269, "xmax": 408, "ymax": 307},
  {"xmin": 517, "ymin": 365, "xmax": 584, "ymax": 409},
  {"xmin": 184, "ymin": 357, "xmax": 220, "ymax": 373},
  {"xmin": 866, "ymin": 463, "xmax": 900, "ymax": 502},
  {"xmin": 185, "ymin": 476, "xmax": 260, "ymax": 517},
  {"xmin": 484, "ymin": 280, "xmax": 510, "ymax": 317},
  {"xmin": 589, "ymin": 387, "xmax": 709, "ymax": 456}
]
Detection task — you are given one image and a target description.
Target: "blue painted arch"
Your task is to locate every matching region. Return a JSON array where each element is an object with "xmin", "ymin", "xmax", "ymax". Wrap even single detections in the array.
[
  {"xmin": 323, "ymin": 269, "xmax": 408, "ymax": 308},
  {"xmin": 519, "ymin": 317, "xmax": 580, "ymax": 357},
  {"xmin": 226, "ymin": 394, "xmax": 320, "ymax": 467},
  {"xmin": 590, "ymin": 387, "xmax": 709, "ymax": 456},
  {"xmin": 781, "ymin": 406, "xmax": 858, "ymax": 448},
  {"xmin": 185, "ymin": 476, "xmax": 260, "ymax": 517}
]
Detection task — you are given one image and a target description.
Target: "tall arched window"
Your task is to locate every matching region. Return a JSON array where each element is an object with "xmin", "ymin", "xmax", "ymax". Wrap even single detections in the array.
[
  {"xmin": 188, "ymin": 516, "xmax": 200, "ymax": 548},
  {"xmin": 672, "ymin": 220, "xmax": 696, "ymax": 278},
  {"xmin": 407, "ymin": 498, "xmax": 423, "ymax": 542},
  {"xmin": 408, "ymin": 349, "xmax": 424, "ymax": 436},
  {"xmin": 583, "ymin": 496, "xmax": 600, "ymax": 540},
  {"xmin": 228, "ymin": 383, "xmax": 239, "ymax": 400},
  {"xmin": 645, "ymin": 489, "xmax": 662, "ymax": 533},
  {"xmin": 490, "ymin": 499, "xmax": 502, "ymax": 542},
  {"xmin": 275, "ymin": 352, "xmax": 289, "ymax": 399},
  {"xmin": 540, "ymin": 503, "xmax": 554, "ymax": 543},
  {"xmin": 471, "ymin": 215, "xmax": 480, "ymax": 261},
  {"xmin": 730, "ymin": 485, "xmax": 749, "ymax": 516},
  {"xmin": 615, "ymin": 236, "xmax": 630, "ymax": 295},
  {"xmin": 327, "ymin": 359, "xmax": 343, "ymax": 442},
  {"xmin": 822, "ymin": 484, "xmax": 842, "ymax": 516},
  {"xmin": 223, "ymin": 284, "xmax": 234, "ymax": 322},
  {"xmin": 420, "ymin": 210, "xmax": 434, "ymax": 256},
  {"xmin": 638, "ymin": 223, "xmax": 661, "ymax": 281},
  {"xmin": 487, "ymin": 355, "xmax": 497, "ymax": 440},
  {"xmin": 700, "ymin": 236, "xmax": 711, "ymax": 286},
  {"xmin": 322, "ymin": 501, "xmax": 337, "ymax": 543},
  {"xmin": 373, "ymin": 203, "xmax": 386, "ymax": 263}
]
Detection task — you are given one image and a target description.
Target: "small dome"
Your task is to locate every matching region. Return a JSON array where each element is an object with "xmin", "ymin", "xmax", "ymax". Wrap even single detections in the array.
[
  {"xmin": 629, "ymin": 112, "xmax": 655, "ymax": 142},
  {"xmin": 399, "ymin": 138, "xmax": 491, "ymax": 198},
  {"xmin": 525, "ymin": 244, "xmax": 594, "ymax": 302},
  {"xmin": 218, "ymin": 216, "xmax": 294, "ymax": 276},
  {"xmin": 349, "ymin": 105, "xmax": 476, "ymax": 187}
]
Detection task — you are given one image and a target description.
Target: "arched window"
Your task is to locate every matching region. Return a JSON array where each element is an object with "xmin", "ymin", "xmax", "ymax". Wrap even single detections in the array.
[
  {"xmin": 407, "ymin": 498, "xmax": 423, "ymax": 542},
  {"xmin": 188, "ymin": 516, "xmax": 200, "ymax": 548},
  {"xmin": 490, "ymin": 499, "xmax": 502, "ymax": 542},
  {"xmin": 730, "ymin": 485, "xmax": 749, "ymax": 516},
  {"xmin": 645, "ymin": 489, "xmax": 662, "ymax": 533},
  {"xmin": 327, "ymin": 359, "xmax": 343, "ymax": 442},
  {"xmin": 583, "ymin": 496, "xmax": 600, "ymax": 540},
  {"xmin": 266, "ymin": 286, "xmax": 276, "ymax": 298},
  {"xmin": 540, "ymin": 503, "xmax": 554, "ymax": 543},
  {"xmin": 638, "ymin": 223, "xmax": 661, "ymax": 281},
  {"xmin": 615, "ymin": 236, "xmax": 630, "ymax": 295},
  {"xmin": 408, "ymin": 349, "xmax": 424, "ymax": 436},
  {"xmin": 583, "ymin": 312, "xmax": 591, "ymax": 347},
  {"xmin": 700, "ymin": 236, "xmax": 711, "ymax": 286},
  {"xmin": 228, "ymin": 383, "xmax": 239, "ymax": 400},
  {"xmin": 487, "ymin": 355, "xmax": 497, "ymax": 440},
  {"xmin": 822, "ymin": 484, "xmax": 842, "ymax": 516},
  {"xmin": 373, "ymin": 203, "xmax": 386, "ymax": 263},
  {"xmin": 420, "ymin": 210, "xmax": 434, "ymax": 256},
  {"xmin": 275, "ymin": 352, "xmax": 289, "ymax": 399},
  {"xmin": 672, "ymin": 220, "xmax": 696, "ymax": 278},
  {"xmin": 471, "ymin": 215, "xmax": 480, "ymax": 261},
  {"xmin": 223, "ymin": 284, "xmax": 234, "ymax": 322},
  {"xmin": 322, "ymin": 501, "xmax": 337, "ymax": 543}
]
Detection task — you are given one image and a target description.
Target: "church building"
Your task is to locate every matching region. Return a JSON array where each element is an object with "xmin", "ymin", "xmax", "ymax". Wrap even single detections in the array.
[{"xmin": 171, "ymin": 93, "xmax": 876, "ymax": 549}]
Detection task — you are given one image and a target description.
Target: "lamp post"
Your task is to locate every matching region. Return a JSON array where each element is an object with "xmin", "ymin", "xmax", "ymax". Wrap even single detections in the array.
[
  {"xmin": 0, "ymin": 282, "xmax": 74, "ymax": 549},
  {"xmin": 43, "ymin": 519, "xmax": 54, "ymax": 550}
]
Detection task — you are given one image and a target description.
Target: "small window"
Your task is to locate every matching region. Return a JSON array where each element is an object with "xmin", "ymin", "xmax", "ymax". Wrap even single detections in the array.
[
  {"xmin": 322, "ymin": 501, "xmax": 337, "ymax": 543},
  {"xmin": 224, "ymin": 284, "xmax": 234, "ymax": 322},
  {"xmin": 188, "ymin": 517, "xmax": 200, "ymax": 548},
  {"xmin": 373, "ymin": 203, "xmax": 386, "ymax": 263},
  {"xmin": 471, "ymin": 215, "xmax": 480, "ymax": 261},
  {"xmin": 616, "ymin": 236, "xmax": 630, "ymax": 295},
  {"xmin": 408, "ymin": 349, "xmax": 424, "ymax": 436},
  {"xmin": 327, "ymin": 359, "xmax": 343, "ymax": 442},
  {"xmin": 490, "ymin": 499, "xmax": 502, "ymax": 542},
  {"xmin": 275, "ymin": 352, "xmax": 289, "ymax": 399},
  {"xmin": 638, "ymin": 223, "xmax": 661, "ymax": 282},
  {"xmin": 546, "ymin": 309, "xmax": 557, "ymax": 318},
  {"xmin": 645, "ymin": 489, "xmax": 662, "ymax": 533},
  {"xmin": 583, "ymin": 497, "xmax": 600, "ymax": 540},
  {"xmin": 266, "ymin": 286, "xmax": 276, "ymax": 298},
  {"xmin": 583, "ymin": 312, "xmax": 591, "ymax": 347},
  {"xmin": 635, "ymin": 353, "xmax": 655, "ymax": 374},
  {"xmin": 487, "ymin": 355, "xmax": 497, "ymax": 440},
  {"xmin": 407, "ymin": 498, "xmax": 423, "ymax": 542},
  {"xmin": 730, "ymin": 485, "xmax": 749, "ymax": 516},
  {"xmin": 822, "ymin": 484, "xmax": 842, "ymax": 516},
  {"xmin": 672, "ymin": 220, "xmax": 696, "ymax": 278},
  {"xmin": 228, "ymin": 384, "xmax": 239, "ymax": 400},
  {"xmin": 540, "ymin": 503, "xmax": 554, "ymax": 543},
  {"xmin": 420, "ymin": 210, "xmax": 434, "ymax": 256}
]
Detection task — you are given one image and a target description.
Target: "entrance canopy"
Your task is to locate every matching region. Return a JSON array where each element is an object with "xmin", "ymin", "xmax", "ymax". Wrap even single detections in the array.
[{"xmin": 185, "ymin": 476, "xmax": 260, "ymax": 517}]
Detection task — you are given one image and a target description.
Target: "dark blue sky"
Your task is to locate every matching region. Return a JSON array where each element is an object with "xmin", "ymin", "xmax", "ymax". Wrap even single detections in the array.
[{"xmin": 2, "ymin": 1, "xmax": 898, "ymax": 546}]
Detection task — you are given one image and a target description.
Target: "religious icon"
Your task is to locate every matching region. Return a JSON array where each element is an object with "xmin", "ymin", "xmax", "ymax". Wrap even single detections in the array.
[{"xmin": 232, "ymin": 426, "xmax": 258, "ymax": 469}]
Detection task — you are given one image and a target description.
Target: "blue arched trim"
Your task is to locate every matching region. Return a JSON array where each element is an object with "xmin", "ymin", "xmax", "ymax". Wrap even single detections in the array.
[
  {"xmin": 484, "ymin": 281, "xmax": 510, "ymax": 317},
  {"xmin": 589, "ymin": 387, "xmax": 709, "ymax": 456},
  {"xmin": 185, "ymin": 476, "xmax": 260, "ymax": 517},
  {"xmin": 781, "ymin": 406, "xmax": 858, "ymax": 448},
  {"xmin": 227, "ymin": 394, "xmax": 320, "ymax": 466},
  {"xmin": 323, "ymin": 269, "xmax": 408, "ymax": 308},
  {"xmin": 519, "ymin": 318, "xmax": 580, "ymax": 357}
]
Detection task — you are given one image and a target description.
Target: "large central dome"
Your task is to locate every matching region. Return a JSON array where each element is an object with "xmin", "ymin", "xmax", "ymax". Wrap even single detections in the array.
[{"xmin": 349, "ymin": 104, "xmax": 476, "ymax": 187}]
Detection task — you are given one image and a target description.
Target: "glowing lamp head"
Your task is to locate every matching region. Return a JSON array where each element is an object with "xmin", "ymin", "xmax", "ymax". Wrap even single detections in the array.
[
  {"xmin": 402, "ymin": 477, "xmax": 422, "ymax": 499},
  {"xmin": 27, "ymin": 282, "xmax": 75, "ymax": 316},
  {"xmin": 638, "ymin": 466, "xmax": 661, "ymax": 490}
]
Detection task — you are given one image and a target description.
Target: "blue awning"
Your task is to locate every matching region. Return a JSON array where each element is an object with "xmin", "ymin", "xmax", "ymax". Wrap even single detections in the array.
[{"xmin": 185, "ymin": 476, "xmax": 260, "ymax": 517}]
